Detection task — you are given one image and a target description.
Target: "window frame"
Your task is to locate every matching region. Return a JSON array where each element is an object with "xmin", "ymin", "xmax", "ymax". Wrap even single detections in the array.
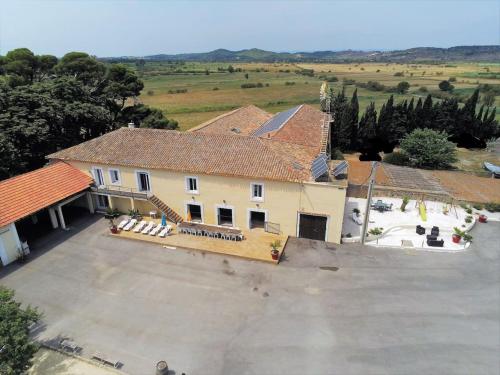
[
  {"xmin": 92, "ymin": 167, "xmax": 105, "ymax": 187},
  {"xmin": 250, "ymin": 182, "xmax": 264, "ymax": 202},
  {"xmin": 185, "ymin": 176, "xmax": 199, "ymax": 194},
  {"xmin": 135, "ymin": 170, "xmax": 152, "ymax": 193},
  {"xmin": 108, "ymin": 168, "xmax": 122, "ymax": 186}
]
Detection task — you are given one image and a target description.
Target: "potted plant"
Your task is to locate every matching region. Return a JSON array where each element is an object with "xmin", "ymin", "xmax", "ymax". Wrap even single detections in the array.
[
  {"xmin": 462, "ymin": 233, "xmax": 473, "ymax": 244},
  {"xmin": 270, "ymin": 240, "xmax": 281, "ymax": 261},
  {"xmin": 352, "ymin": 208, "xmax": 360, "ymax": 216},
  {"xmin": 478, "ymin": 214, "xmax": 488, "ymax": 223},
  {"xmin": 452, "ymin": 227, "xmax": 463, "ymax": 244},
  {"xmin": 109, "ymin": 218, "xmax": 118, "ymax": 234}
]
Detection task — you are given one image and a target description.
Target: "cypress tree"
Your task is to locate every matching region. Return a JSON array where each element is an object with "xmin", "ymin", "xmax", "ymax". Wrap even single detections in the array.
[
  {"xmin": 349, "ymin": 89, "xmax": 359, "ymax": 149},
  {"xmin": 358, "ymin": 102, "xmax": 378, "ymax": 155}
]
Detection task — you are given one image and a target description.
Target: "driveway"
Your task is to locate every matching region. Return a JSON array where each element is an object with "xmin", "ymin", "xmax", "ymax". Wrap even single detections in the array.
[{"xmin": 1, "ymin": 215, "xmax": 499, "ymax": 375}]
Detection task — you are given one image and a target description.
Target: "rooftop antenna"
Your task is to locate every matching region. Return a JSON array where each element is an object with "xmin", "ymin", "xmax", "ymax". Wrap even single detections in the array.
[{"xmin": 320, "ymin": 81, "xmax": 331, "ymax": 156}]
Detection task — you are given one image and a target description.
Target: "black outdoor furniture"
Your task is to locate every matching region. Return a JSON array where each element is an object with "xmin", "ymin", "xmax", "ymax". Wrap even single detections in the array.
[
  {"xmin": 416, "ymin": 225, "xmax": 425, "ymax": 235},
  {"xmin": 371, "ymin": 200, "xmax": 393, "ymax": 212},
  {"xmin": 426, "ymin": 234, "xmax": 437, "ymax": 241},
  {"xmin": 427, "ymin": 238, "xmax": 444, "ymax": 247},
  {"xmin": 431, "ymin": 226, "xmax": 439, "ymax": 236}
]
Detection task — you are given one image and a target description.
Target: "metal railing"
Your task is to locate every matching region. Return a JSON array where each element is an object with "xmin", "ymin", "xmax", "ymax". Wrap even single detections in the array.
[
  {"xmin": 265, "ymin": 221, "xmax": 281, "ymax": 235},
  {"xmin": 91, "ymin": 184, "xmax": 149, "ymax": 200}
]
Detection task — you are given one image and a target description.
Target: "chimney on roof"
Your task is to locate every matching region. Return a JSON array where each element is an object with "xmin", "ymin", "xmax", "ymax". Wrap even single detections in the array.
[{"xmin": 128, "ymin": 122, "xmax": 136, "ymax": 129}]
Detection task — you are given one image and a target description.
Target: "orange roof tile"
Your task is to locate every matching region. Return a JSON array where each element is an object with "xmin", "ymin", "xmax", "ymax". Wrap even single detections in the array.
[
  {"xmin": 0, "ymin": 162, "xmax": 93, "ymax": 227},
  {"xmin": 48, "ymin": 128, "xmax": 319, "ymax": 183}
]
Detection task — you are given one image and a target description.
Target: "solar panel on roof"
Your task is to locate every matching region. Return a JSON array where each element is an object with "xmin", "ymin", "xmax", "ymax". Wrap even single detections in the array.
[
  {"xmin": 311, "ymin": 154, "xmax": 329, "ymax": 179},
  {"xmin": 252, "ymin": 105, "xmax": 301, "ymax": 137},
  {"xmin": 332, "ymin": 160, "xmax": 348, "ymax": 177}
]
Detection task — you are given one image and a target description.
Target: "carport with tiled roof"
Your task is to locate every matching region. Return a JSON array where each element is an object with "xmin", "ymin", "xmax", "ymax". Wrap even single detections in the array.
[{"xmin": 0, "ymin": 162, "xmax": 94, "ymax": 266}]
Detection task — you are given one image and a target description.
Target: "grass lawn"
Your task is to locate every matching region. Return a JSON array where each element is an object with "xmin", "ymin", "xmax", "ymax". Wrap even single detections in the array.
[{"xmin": 133, "ymin": 61, "xmax": 499, "ymax": 131}]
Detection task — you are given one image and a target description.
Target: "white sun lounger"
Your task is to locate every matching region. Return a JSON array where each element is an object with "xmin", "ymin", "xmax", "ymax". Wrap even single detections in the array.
[
  {"xmin": 149, "ymin": 224, "xmax": 164, "ymax": 236},
  {"xmin": 158, "ymin": 225, "xmax": 172, "ymax": 238},
  {"xmin": 141, "ymin": 221, "xmax": 156, "ymax": 234},
  {"xmin": 133, "ymin": 220, "xmax": 147, "ymax": 233},
  {"xmin": 123, "ymin": 219, "xmax": 137, "ymax": 231},
  {"xmin": 117, "ymin": 219, "xmax": 129, "ymax": 230}
]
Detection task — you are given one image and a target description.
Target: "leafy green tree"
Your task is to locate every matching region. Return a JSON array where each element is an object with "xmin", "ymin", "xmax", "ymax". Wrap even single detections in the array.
[
  {"xmin": 400, "ymin": 129, "xmax": 457, "ymax": 169},
  {"xmin": 227, "ymin": 65, "xmax": 235, "ymax": 73},
  {"xmin": 438, "ymin": 80, "xmax": 454, "ymax": 92},
  {"xmin": 55, "ymin": 52, "xmax": 106, "ymax": 85},
  {"xmin": 396, "ymin": 81, "xmax": 410, "ymax": 94},
  {"xmin": 3, "ymin": 48, "xmax": 37, "ymax": 85},
  {"xmin": 0, "ymin": 286, "xmax": 41, "ymax": 375}
]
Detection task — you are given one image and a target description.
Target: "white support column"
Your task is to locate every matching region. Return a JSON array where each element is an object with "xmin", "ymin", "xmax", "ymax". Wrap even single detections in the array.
[
  {"xmin": 86, "ymin": 192, "xmax": 95, "ymax": 214},
  {"xmin": 48, "ymin": 208, "xmax": 59, "ymax": 229},
  {"xmin": 108, "ymin": 196, "xmax": 114, "ymax": 210},
  {"xmin": 57, "ymin": 205, "xmax": 67, "ymax": 230},
  {"xmin": 130, "ymin": 198, "xmax": 135, "ymax": 210}
]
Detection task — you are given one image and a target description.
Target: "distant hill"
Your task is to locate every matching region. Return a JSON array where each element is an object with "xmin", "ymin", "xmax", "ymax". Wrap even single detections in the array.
[{"xmin": 106, "ymin": 46, "xmax": 500, "ymax": 63}]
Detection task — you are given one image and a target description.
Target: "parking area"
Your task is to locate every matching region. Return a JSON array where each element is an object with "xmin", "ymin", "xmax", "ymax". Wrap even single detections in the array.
[{"xmin": 1, "ymin": 215, "xmax": 499, "ymax": 375}]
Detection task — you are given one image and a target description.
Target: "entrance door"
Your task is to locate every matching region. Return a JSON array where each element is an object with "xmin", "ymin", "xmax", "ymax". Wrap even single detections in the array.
[
  {"xmin": 298, "ymin": 214, "xmax": 327, "ymax": 241},
  {"xmin": 96, "ymin": 195, "xmax": 110, "ymax": 210},
  {"xmin": 249, "ymin": 210, "xmax": 265, "ymax": 229},
  {"xmin": 187, "ymin": 204, "xmax": 202, "ymax": 222},
  {"xmin": 217, "ymin": 208, "xmax": 233, "ymax": 227}
]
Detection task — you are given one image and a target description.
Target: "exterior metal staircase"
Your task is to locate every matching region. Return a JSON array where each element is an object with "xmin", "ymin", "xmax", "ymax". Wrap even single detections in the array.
[{"xmin": 148, "ymin": 195, "xmax": 184, "ymax": 224}]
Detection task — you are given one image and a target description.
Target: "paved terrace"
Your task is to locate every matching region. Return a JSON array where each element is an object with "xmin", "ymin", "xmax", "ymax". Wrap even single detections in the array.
[{"xmin": 1, "ymin": 214, "xmax": 499, "ymax": 375}]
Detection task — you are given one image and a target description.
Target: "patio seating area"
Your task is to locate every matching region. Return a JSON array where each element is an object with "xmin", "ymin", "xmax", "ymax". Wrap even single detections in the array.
[
  {"xmin": 343, "ymin": 196, "xmax": 475, "ymax": 251},
  {"xmin": 109, "ymin": 215, "xmax": 287, "ymax": 263}
]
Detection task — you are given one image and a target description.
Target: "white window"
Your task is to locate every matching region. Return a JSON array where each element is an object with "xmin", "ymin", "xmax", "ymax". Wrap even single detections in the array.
[
  {"xmin": 92, "ymin": 167, "xmax": 105, "ymax": 187},
  {"xmin": 136, "ymin": 171, "xmax": 151, "ymax": 192},
  {"xmin": 109, "ymin": 168, "xmax": 121, "ymax": 185},
  {"xmin": 185, "ymin": 176, "xmax": 199, "ymax": 194},
  {"xmin": 250, "ymin": 183, "xmax": 264, "ymax": 201}
]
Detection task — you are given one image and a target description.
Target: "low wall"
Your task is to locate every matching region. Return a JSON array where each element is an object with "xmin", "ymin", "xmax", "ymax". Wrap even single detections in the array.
[{"xmin": 347, "ymin": 183, "xmax": 451, "ymax": 203}]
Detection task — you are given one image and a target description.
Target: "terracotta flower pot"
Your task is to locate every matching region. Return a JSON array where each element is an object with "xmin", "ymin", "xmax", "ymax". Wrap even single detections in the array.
[
  {"xmin": 110, "ymin": 225, "xmax": 118, "ymax": 234},
  {"xmin": 271, "ymin": 249, "xmax": 279, "ymax": 260},
  {"xmin": 478, "ymin": 214, "xmax": 487, "ymax": 223},
  {"xmin": 452, "ymin": 234, "xmax": 461, "ymax": 244}
]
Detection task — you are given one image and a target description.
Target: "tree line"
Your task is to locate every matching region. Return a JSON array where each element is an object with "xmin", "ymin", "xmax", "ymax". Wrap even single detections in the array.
[
  {"xmin": 324, "ymin": 87, "xmax": 498, "ymax": 159},
  {"xmin": 0, "ymin": 48, "xmax": 178, "ymax": 179}
]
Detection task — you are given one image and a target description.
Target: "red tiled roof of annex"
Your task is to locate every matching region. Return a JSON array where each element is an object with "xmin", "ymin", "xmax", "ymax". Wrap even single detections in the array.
[{"xmin": 0, "ymin": 162, "xmax": 93, "ymax": 227}]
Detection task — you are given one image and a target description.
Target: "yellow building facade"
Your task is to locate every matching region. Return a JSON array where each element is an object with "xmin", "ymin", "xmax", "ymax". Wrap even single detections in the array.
[{"xmin": 69, "ymin": 160, "xmax": 347, "ymax": 243}]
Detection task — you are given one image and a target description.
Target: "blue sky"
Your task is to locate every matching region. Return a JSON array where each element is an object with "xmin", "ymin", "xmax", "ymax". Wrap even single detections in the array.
[{"xmin": 1, "ymin": 0, "xmax": 498, "ymax": 57}]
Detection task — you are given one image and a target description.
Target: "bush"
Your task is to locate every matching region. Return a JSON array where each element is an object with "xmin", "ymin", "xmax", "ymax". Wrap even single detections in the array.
[
  {"xmin": 400, "ymin": 195, "xmax": 410, "ymax": 212},
  {"xmin": 368, "ymin": 227, "xmax": 384, "ymax": 236},
  {"xmin": 439, "ymin": 80, "xmax": 454, "ymax": 92},
  {"xmin": 146, "ymin": 90, "xmax": 154, "ymax": 96},
  {"xmin": 418, "ymin": 86, "xmax": 428, "ymax": 93},
  {"xmin": 241, "ymin": 83, "xmax": 264, "ymax": 89},
  {"xmin": 399, "ymin": 129, "xmax": 457, "ymax": 169},
  {"xmin": 285, "ymin": 81, "xmax": 295, "ymax": 86},
  {"xmin": 383, "ymin": 151, "xmax": 409, "ymax": 166},
  {"xmin": 465, "ymin": 215, "xmax": 473, "ymax": 223},
  {"xmin": 465, "ymin": 207, "xmax": 473, "ymax": 214},
  {"xmin": 485, "ymin": 202, "xmax": 500, "ymax": 212},
  {"xmin": 168, "ymin": 89, "xmax": 187, "ymax": 94},
  {"xmin": 343, "ymin": 78, "xmax": 356, "ymax": 85},
  {"xmin": 396, "ymin": 81, "xmax": 410, "ymax": 94},
  {"xmin": 472, "ymin": 203, "xmax": 484, "ymax": 210},
  {"xmin": 394, "ymin": 72, "xmax": 404, "ymax": 77},
  {"xmin": 212, "ymin": 87, "xmax": 219, "ymax": 91},
  {"xmin": 449, "ymin": 76, "xmax": 456, "ymax": 82},
  {"xmin": 330, "ymin": 148, "xmax": 345, "ymax": 160}
]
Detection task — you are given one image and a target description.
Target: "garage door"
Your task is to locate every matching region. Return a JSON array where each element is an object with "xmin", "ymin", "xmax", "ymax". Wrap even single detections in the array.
[{"xmin": 298, "ymin": 214, "xmax": 327, "ymax": 241}]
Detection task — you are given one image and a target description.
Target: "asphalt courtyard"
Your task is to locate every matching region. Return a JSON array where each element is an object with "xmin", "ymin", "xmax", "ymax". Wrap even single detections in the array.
[{"xmin": 1, "ymin": 215, "xmax": 499, "ymax": 375}]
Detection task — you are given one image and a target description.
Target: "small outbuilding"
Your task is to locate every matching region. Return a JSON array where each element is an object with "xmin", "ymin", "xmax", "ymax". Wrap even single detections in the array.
[{"xmin": 0, "ymin": 162, "xmax": 93, "ymax": 266}]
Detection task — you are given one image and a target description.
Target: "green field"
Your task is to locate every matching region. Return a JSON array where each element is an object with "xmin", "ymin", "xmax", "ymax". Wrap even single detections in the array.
[{"xmin": 132, "ymin": 61, "xmax": 500, "ymax": 131}]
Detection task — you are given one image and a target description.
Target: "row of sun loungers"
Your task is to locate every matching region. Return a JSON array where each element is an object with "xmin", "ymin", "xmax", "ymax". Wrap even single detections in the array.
[{"xmin": 117, "ymin": 218, "xmax": 172, "ymax": 237}]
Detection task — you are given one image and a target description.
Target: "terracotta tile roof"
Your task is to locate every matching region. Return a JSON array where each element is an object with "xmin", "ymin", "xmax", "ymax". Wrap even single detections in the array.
[
  {"xmin": 48, "ymin": 128, "xmax": 319, "ymax": 183},
  {"xmin": 189, "ymin": 105, "xmax": 272, "ymax": 136},
  {"xmin": 253, "ymin": 104, "xmax": 325, "ymax": 150},
  {"xmin": 0, "ymin": 162, "xmax": 93, "ymax": 227}
]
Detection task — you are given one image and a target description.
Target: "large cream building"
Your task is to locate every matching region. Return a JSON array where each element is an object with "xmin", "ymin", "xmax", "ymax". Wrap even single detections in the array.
[{"xmin": 48, "ymin": 104, "xmax": 347, "ymax": 243}]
